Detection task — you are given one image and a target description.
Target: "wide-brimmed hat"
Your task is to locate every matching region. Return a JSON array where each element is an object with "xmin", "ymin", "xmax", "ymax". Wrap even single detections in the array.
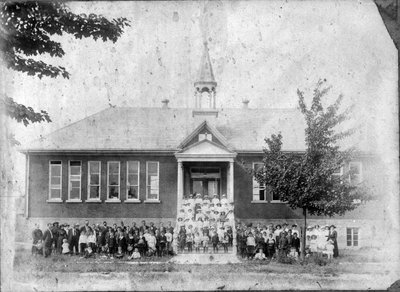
[{"xmin": 330, "ymin": 225, "xmax": 336, "ymax": 229}]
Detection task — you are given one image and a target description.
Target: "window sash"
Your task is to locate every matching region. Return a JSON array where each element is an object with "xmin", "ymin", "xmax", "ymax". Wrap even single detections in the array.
[
  {"xmin": 349, "ymin": 162, "xmax": 362, "ymax": 184},
  {"xmin": 252, "ymin": 162, "xmax": 267, "ymax": 201},
  {"xmin": 49, "ymin": 161, "xmax": 62, "ymax": 200},
  {"xmin": 88, "ymin": 161, "xmax": 101, "ymax": 200},
  {"xmin": 346, "ymin": 228, "xmax": 359, "ymax": 246},
  {"xmin": 146, "ymin": 162, "xmax": 159, "ymax": 200},
  {"xmin": 107, "ymin": 161, "xmax": 120, "ymax": 199},
  {"xmin": 68, "ymin": 161, "xmax": 81, "ymax": 200},
  {"xmin": 127, "ymin": 161, "xmax": 140, "ymax": 200}
]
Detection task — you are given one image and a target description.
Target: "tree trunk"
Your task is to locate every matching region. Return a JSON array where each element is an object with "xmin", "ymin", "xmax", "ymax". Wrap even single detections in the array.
[{"xmin": 301, "ymin": 207, "xmax": 307, "ymax": 260}]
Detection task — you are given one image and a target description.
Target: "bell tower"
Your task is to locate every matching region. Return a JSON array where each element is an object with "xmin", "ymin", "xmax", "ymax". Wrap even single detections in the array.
[{"xmin": 194, "ymin": 42, "xmax": 217, "ymax": 112}]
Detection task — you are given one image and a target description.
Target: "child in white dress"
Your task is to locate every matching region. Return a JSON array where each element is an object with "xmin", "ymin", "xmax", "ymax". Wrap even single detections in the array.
[{"xmin": 62, "ymin": 238, "xmax": 70, "ymax": 255}]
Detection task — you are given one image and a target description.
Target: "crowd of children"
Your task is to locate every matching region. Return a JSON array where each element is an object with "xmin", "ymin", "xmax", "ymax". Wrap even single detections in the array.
[{"xmin": 174, "ymin": 193, "xmax": 235, "ymax": 254}]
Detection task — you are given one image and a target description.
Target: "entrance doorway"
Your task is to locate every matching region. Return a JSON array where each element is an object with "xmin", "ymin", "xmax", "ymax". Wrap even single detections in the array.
[{"xmin": 190, "ymin": 167, "xmax": 221, "ymax": 198}]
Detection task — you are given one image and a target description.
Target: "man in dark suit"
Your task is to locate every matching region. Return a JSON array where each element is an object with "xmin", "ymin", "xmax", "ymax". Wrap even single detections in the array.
[
  {"xmin": 80, "ymin": 220, "xmax": 90, "ymax": 233},
  {"xmin": 52, "ymin": 222, "xmax": 60, "ymax": 254},
  {"xmin": 68, "ymin": 223, "xmax": 80, "ymax": 255},
  {"xmin": 139, "ymin": 220, "xmax": 148, "ymax": 234},
  {"xmin": 42, "ymin": 223, "xmax": 54, "ymax": 257}
]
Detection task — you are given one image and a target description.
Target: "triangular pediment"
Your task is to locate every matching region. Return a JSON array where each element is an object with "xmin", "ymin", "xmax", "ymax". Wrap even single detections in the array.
[
  {"xmin": 178, "ymin": 120, "xmax": 230, "ymax": 150},
  {"xmin": 178, "ymin": 139, "xmax": 233, "ymax": 155}
]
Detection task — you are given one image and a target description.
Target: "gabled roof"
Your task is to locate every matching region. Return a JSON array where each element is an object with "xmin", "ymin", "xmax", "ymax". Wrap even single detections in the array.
[
  {"xmin": 178, "ymin": 120, "xmax": 231, "ymax": 150},
  {"xmin": 20, "ymin": 106, "xmax": 371, "ymax": 154}
]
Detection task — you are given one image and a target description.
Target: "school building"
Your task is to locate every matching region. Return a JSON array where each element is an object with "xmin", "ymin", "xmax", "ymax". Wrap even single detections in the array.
[{"xmin": 20, "ymin": 43, "xmax": 388, "ymax": 250}]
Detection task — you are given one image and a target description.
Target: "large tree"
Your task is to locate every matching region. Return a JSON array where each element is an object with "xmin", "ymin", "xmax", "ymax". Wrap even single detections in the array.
[
  {"xmin": 253, "ymin": 80, "xmax": 373, "ymax": 259},
  {"xmin": 0, "ymin": 1, "xmax": 130, "ymax": 127}
]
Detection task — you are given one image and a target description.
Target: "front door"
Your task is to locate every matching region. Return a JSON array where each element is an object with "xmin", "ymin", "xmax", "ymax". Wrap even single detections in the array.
[{"xmin": 190, "ymin": 167, "xmax": 221, "ymax": 198}]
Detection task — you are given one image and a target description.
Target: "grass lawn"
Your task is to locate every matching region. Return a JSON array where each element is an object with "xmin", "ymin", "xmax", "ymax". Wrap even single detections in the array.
[{"xmin": 10, "ymin": 247, "xmax": 399, "ymax": 291}]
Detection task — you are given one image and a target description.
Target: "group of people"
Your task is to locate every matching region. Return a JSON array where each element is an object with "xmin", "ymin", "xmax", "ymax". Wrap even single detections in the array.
[
  {"xmin": 175, "ymin": 193, "xmax": 235, "ymax": 253},
  {"xmin": 30, "ymin": 193, "xmax": 339, "ymax": 261},
  {"xmin": 235, "ymin": 222, "xmax": 339, "ymax": 260},
  {"xmin": 31, "ymin": 220, "xmax": 176, "ymax": 259}
]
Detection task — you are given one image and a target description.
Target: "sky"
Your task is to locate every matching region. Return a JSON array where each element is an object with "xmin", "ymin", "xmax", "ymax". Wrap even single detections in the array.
[{"xmin": 2, "ymin": 0, "xmax": 398, "ymax": 203}]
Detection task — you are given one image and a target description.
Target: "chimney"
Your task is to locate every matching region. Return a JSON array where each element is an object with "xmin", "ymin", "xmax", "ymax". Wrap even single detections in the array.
[
  {"xmin": 242, "ymin": 99, "xmax": 250, "ymax": 109},
  {"xmin": 161, "ymin": 99, "xmax": 169, "ymax": 109}
]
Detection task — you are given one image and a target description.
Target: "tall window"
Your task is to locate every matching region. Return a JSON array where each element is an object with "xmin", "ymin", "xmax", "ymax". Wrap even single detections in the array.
[
  {"xmin": 146, "ymin": 161, "xmax": 159, "ymax": 200},
  {"xmin": 88, "ymin": 161, "xmax": 101, "ymax": 200},
  {"xmin": 332, "ymin": 166, "xmax": 343, "ymax": 182},
  {"xmin": 347, "ymin": 227, "xmax": 359, "ymax": 247},
  {"xmin": 68, "ymin": 161, "xmax": 82, "ymax": 200},
  {"xmin": 349, "ymin": 162, "xmax": 362, "ymax": 184},
  {"xmin": 252, "ymin": 162, "xmax": 266, "ymax": 201},
  {"xmin": 127, "ymin": 161, "xmax": 140, "ymax": 200},
  {"xmin": 49, "ymin": 161, "xmax": 62, "ymax": 200},
  {"xmin": 107, "ymin": 162, "xmax": 120, "ymax": 200}
]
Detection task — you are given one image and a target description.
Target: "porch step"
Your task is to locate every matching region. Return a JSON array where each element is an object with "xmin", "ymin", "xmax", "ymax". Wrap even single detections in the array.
[{"xmin": 169, "ymin": 253, "xmax": 240, "ymax": 264}]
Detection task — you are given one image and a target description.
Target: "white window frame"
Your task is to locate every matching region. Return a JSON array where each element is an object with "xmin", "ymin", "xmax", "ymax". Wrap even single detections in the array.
[
  {"xmin": 67, "ymin": 160, "xmax": 82, "ymax": 202},
  {"xmin": 87, "ymin": 161, "xmax": 101, "ymax": 202},
  {"xmin": 349, "ymin": 161, "xmax": 363, "ymax": 185},
  {"xmin": 332, "ymin": 166, "xmax": 344, "ymax": 183},
  {"xmin": 346, "ymin": 227, "xmax": 360, "ymax": 247},
  {"xmin": 106, "ymin": 161, "xmax": 121, "ymax": 202},
  {"xmin": 145, "ymin": 161, "xmax": 160, "ymax": 203},
  {"xmin": 48, "ymin": 161, "xmax": 62, "ymax": 202},
  {"xmin": 126, "ymin": 161, "xmax": 140, "ymax": 203},
  {"xmin": 251, "ymin": 162, "xmax": 267, "ymax": 203}
]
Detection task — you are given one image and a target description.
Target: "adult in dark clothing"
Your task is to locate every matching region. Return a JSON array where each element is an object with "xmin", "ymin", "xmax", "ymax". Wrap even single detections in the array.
[
  {"xmin": 148, "ymin": 222, "xmax": 157, "ymax": 234},
  {"xmin": 100, "ymin": 222, "xmax": 109, "ymax": 247},
  {"xmin": 166, "ymin": 221, "xmax": 174, "ymax": 235},
  {"xmin": 32, "ymin": 224, "xmax": 43, "ymax": 255},
  {"xmin": 292, "ymin": 233, "xmax": 301, "ymax": 256},
  {"xmin": 68, "ymin": 223, "xmax": 80, "ymax": 255},
  {"xmin": 286, "ymin": 230, "xmax": 293, "ymax": 255},
  {"xmin": 52, "ymin": 222, "xmax": 60, "ymax": 254},
  {"xmin": 139, "ymin": 220, "xmax": 148, "ymax": 234},
  {"xmin": 80, "ymin": 220, "xmax": 90, "ymax": 233},
  {"xmin": 130, "ymin": 222, "xmax": 139, "ymax": 234},
  {"xmin": 42, "ymin": 223, "xmax": 54, "ymax": 257},
  {"xmin": 237, "ymin": 230, "xmax": 247, "ymax": 258},
  {"xmin": 116, "ymin": 228, "xmax": 127, "ymax": 253},
  {"xmin": 57, "ymin": 225, "xmax": 68, "ymax": 254},
  {"xmin": 278, "ymin": 232, "xmax": 289, "ymax": 260},
  {"xmin": 265, "ymin": 233, "xmax": 276, "ymax": 259},
  {"xmin": 327, "ymin": 225, "xmax": 339, "ymax": 258}
]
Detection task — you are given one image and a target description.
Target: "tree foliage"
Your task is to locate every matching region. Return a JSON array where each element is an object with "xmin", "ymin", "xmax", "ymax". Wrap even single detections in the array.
[
  {"xmin": 254, "ymin": 80, "xmax": 372, "ymax": 217},
  {"xmin": 0, "ymin": 1, "xmax": 130, "ymax": 125}
]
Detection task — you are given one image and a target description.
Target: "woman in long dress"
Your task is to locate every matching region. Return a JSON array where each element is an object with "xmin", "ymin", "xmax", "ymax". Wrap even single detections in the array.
[{"xmin": 327, "ymin": 225, "xmax": 339, "ymax": 258}]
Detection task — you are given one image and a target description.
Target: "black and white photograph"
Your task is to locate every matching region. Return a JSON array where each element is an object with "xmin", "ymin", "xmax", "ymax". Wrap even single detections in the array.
[{"xmin": 0, "ymin": 0, "xmax": 399, "ymax": 291}]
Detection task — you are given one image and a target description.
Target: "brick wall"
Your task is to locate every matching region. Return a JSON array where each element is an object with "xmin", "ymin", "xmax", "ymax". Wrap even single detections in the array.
[{"xmin": 28, "ymin": 154, "xmax": 178, "ymax": 219}]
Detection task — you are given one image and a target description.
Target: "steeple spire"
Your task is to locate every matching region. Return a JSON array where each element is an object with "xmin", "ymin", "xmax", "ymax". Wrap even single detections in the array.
[{"xmin": 194, "ymin": 41, "xmax": 217, "ymax": 109}]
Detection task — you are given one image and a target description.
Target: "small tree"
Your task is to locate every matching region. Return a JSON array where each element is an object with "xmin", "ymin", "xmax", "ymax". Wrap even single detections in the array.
[
  {"xmin": 254, "ymin": 80, "xmax": 372, "ymax": 259},
  {"xmin": 0, "ymin": 1, "xmax": 130, "ymax": 128}
]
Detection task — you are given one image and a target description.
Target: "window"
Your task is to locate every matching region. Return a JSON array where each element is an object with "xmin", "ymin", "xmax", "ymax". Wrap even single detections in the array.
[
  {"xmin": 68, "ymin": 161, "xmax": 82, "ymax": 200},
  {"xmin": 146, "ymin": 162, "xmax": 159, "ymax": 200},
  {"xmin": 88, "ymin": 161, "xmax": 101, "ymax": 200},
  {"xmin": 127, "ymin": 161, "xmax": 140, "ymax": 200},
  {"xmin": 107, "ymin": 162, "xmax": 120, "ymax": 200},
  {"xmin": 252, "ymin": 162, "xmax": 266, "ymax": 201},
  {"xmin": 49, "ymin": 161, "xmax": 62, "ymax": 200},
  {"xmin": 349, "ymin": 162, "xmax": 362, "ymax": 184},
  {"xmin": 199, "ymin": 132, "xmax": 212, "ymax": 141},
  {"xmin": 332, "ymin": 166, "xmax": 343, "ymax": 182},
  {"xmin": 347, "ymin": 227, "xmax": 359, "ymax": 247}
]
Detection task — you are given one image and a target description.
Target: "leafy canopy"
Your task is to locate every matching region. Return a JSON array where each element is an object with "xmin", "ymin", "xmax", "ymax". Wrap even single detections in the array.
[
  {"xmin": 254, "ymin": 80, "xmax": 370, "ymax": 217},
  {"xmin": 0, "ymin": 1, "xmax": 130, "ymax": 126}
]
